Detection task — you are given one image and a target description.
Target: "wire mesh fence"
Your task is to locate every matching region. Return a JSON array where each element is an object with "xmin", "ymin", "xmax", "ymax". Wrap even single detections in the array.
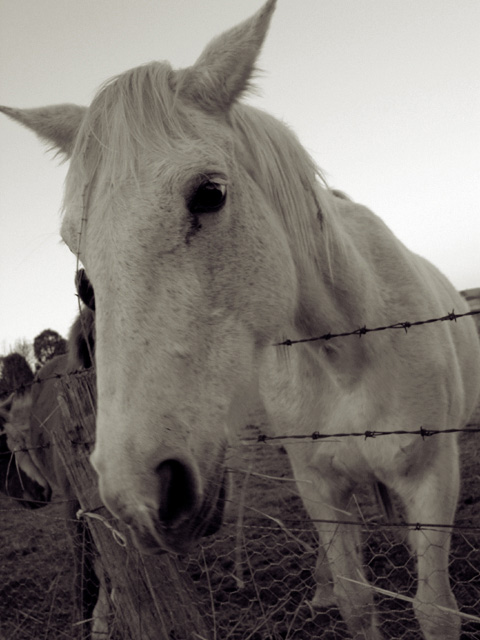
[
  {"xmin": 1, "ymin": 305, "xmax": 479, "ymax": 639},
  {"xmin": 1, "ymin": 413, "xmax": 479, "ymax": 640}
]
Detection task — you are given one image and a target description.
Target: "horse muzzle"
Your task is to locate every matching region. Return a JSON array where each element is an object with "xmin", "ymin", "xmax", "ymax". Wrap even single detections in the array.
[
  {"xmin": 132, "ymin": 471, "xmax": 227, "ymax": 555},
  {"xmin": 100, "ymin": 454, "xmax": 228, "ymax": 555}
]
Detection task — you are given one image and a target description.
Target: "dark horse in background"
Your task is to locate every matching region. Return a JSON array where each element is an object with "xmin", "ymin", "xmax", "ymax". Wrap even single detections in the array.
[
  {"xmin": 0, "ymin": 280, "xmax": 101, "ymax": 638},
  {"xmin": 0, "ymin": 410, "xmax": 49, "ymax": 508}
]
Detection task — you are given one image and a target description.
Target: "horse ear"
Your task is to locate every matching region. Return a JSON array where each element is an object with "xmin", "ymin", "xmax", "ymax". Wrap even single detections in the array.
[
  {"xmin": 178, "ymin": 0, "xmax": 276, "ymax": 112},
  {"xmin": 0, "ymin": 104, "xmax": 86, "ymax": 159}
]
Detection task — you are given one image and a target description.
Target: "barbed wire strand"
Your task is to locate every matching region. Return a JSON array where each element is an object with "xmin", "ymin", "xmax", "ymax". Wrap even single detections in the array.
[
  {"xmin": 2, "ymin": 306, "xmax": 479, "ymax": 557},
  {"xmin": 277, "ymin": 308, "xmax": 480, "ymax": 346},
  {"xmin": 1, "ymin": 369, "xmax": 89, "ymax": 398},
  {"xmin": 2, "ymin": 501, "xmax": 480, "ymax": 536},
  {"xmin": 4, "ymin": 421, "xmax": 480, "ymax": 460},
  {"xmin": 232, "ymin": 501, "xmax": 480, "ymax": 534},
  {"xmin": 242, "ymin": 424, "xmax": 480, "ymax": 444},
  {"xmin": 2, "ymin": 308, "xmax": 479, "ymax": 399}
]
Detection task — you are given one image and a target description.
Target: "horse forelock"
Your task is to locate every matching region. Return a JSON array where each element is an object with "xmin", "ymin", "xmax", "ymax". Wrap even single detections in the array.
[
  {"xmin": 67, "ymin": 63, "xmax": 221, "ymax": 196},
  {"xmin": 63, "ymin": 62, "xmax": 234, "ymax": 249},
  {"xmin": 64, "ymin": 59, "xmax": 339, "ymax": 288}
]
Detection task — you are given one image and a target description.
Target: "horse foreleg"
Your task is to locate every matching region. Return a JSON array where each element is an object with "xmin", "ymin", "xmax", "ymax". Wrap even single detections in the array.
[
  {"xmin": 289, "ymin": 458, "xmax": 381, "ymax": 640},
  {"xmin": 316, "ymin": 518, "xmax": 382, "ymax": 640},
  {"xmin": 397, "ymin": 442, "xmax": 461, "ymax": 640}
]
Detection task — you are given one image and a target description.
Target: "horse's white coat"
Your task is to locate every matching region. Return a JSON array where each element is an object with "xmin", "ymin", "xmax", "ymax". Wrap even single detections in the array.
[{"xmin": 2, "ymin": 1, "xmax": 479, "ymax": 638}]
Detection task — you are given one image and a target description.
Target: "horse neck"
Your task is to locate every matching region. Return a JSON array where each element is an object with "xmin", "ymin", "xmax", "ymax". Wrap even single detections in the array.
[{"xmin": 292, "ymin": 196, "xmax": 384, "ymax": 342}]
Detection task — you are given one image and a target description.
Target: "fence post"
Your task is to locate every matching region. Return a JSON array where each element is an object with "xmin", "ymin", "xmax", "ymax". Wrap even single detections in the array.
[{"xmin": 55, "ymin": 370, "xmax": 211, "ymax": 640}]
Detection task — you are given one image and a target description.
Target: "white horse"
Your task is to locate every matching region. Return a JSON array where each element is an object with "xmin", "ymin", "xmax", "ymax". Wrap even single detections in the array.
[{"xmin": 1, "ymin": 2, "xmax": 479, "ymax": 638}]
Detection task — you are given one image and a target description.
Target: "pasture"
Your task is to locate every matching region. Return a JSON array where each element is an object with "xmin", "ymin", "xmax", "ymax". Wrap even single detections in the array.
[
  {"xmin": 1, "ymin": 394, "xmax": 479, "ymax": 639},
  {"xmin": 1, "ymin": 1, "xmax": 479, "ymax": 635}
]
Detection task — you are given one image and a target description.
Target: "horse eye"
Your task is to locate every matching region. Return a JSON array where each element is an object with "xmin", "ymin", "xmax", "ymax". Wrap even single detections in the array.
[{"xmin": 188, "ymin": 181, "xmax": 227, "ymax": 214}]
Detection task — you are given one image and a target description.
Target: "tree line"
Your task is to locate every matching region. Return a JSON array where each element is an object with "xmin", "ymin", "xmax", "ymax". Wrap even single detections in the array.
[{"xmin": 0, "ymin": 329, "xmax": 67, "ymax": 396}]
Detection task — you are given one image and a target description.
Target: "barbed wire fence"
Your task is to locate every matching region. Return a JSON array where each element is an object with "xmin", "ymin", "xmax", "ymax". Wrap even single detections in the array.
[
  {"xmin": 2, "ymin": 308, "xmax": 479, "ymax": 398},
  {"xmin": 0, "ymin": 307, "xmax": 479, "ymax": 639}
]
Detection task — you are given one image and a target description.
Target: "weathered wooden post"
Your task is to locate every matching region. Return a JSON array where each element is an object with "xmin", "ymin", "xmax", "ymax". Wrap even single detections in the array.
[{"xmin": 56, "ymin": 370, "xmax": 211, "ymax": 640}]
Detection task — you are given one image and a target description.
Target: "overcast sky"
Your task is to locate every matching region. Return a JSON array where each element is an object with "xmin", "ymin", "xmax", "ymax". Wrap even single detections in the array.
[{"xmin": 1, "ymin": 0, "xmax": 479, "ymax": 352}]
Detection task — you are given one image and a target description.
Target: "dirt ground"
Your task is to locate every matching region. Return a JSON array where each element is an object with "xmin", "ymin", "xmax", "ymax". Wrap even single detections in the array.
[
  {"xmin": 1, "ymin": 399, "xmax": 479, "ymax": 640},
  {"xmin": 2, "ymin": 303, "xmax": 480, "ymax": 638}
]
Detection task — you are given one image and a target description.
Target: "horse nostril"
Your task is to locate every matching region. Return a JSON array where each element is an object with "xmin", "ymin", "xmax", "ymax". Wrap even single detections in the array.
[{"xmin": 156, "ymin": 459, "xmax": 198, "ymax": 527}]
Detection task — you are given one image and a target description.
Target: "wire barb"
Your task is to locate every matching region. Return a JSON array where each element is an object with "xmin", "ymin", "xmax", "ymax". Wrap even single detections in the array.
[
  {"xmin": 242, "ymin": 424, "xmax": 480, "ymax": 445},
  {"xmin": 276, "ymin": 309, "xmax": 480, "ymax": 346}
]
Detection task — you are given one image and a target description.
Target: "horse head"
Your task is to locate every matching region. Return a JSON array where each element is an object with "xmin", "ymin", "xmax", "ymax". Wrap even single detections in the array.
[
  {"xmin": 0, "ymin": 1, "xmax": 307, "ymax": 554},
  {"xmin": 0, "ymin": 392, "xmax": 52, "ymax": 508},
  {"xmin": 72, "ymin": 1, "xmax": 289, "ymax": 554}
]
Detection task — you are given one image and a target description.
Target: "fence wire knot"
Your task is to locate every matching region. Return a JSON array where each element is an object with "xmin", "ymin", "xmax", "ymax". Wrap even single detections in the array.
[{"xmin": 76, "ymin": 508, "xmax": 127, "ymax": 547}]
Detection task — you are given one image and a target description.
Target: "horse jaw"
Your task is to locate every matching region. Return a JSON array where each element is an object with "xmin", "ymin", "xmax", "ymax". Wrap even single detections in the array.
[{"xmin": 120, "ymin": 462, "xmax": 229, "ymax": 556}]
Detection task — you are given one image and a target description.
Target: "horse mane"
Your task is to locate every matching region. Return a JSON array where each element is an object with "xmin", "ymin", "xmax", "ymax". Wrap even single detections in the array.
[
  {"xmin": 229, "ymin": 103, "xmax": 335, "ymax": 257},
  {"xmin": 67, "ymin": 63, "xmax": 202, "ymax": 204}
]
